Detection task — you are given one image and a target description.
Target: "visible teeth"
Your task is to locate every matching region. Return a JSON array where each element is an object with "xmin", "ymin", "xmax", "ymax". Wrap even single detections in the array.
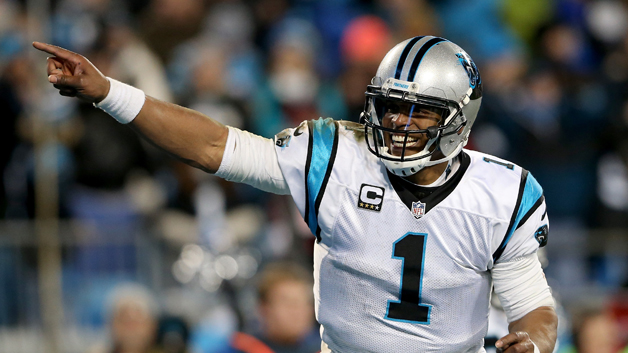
[
  {"xmin": 392, "ymin": 135, "xmax": 417, "ymax": 143},
  {"xmin": 391, "ymin": 134, "xmax": 418, "ymax": 148}
]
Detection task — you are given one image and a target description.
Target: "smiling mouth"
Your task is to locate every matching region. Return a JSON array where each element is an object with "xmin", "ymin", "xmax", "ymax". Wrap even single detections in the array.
[{"xmin": 391, "ymin": 134, "xmax": 420, "ymax": 149}]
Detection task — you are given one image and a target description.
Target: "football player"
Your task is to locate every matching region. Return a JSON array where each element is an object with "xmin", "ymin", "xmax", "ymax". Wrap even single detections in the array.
[{"xmin": 33, "ymin": 36, "xmax": 557, "ymax": 353}]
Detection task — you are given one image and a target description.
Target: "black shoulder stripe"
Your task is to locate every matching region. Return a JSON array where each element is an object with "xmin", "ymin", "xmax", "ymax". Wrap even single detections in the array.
[
  {"xmin": 515, "ymin": 195, "xmax": 545, "ymax": 230},
  {"xmin": 395, "ymin": 36, "xmax": 424, "ymax": 80},
  {"xmin": 303, "ymin": 121, "xmax": 314, "ymax": 229},
  {"xmin": 313, "ymin": 121, "xmax": 340, "ymax": 242},
  {"xmin": 493, "ymin": 169, "xmax": 529, "ymax": 263},
  {"xmin": 407, "ymin": 37, "xmax": 446, "ymax": 82}
]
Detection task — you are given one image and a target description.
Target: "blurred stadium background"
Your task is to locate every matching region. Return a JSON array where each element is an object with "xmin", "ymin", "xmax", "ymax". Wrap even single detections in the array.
[{"xmin": 1, "ymin": 0, "xmax": 628, "ymax": 352}]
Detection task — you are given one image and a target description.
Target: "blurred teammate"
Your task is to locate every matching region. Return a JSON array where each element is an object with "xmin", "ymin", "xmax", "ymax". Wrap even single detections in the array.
[{"xmin": 33, "ymin": 36, "xmax": 557, "ymax": 352}]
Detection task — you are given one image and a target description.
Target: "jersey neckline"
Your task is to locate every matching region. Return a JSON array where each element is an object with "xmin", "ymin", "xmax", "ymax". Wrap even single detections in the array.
[{"xmin": 386, "ymin": 151, "xmax": 471, "ymax": 216}]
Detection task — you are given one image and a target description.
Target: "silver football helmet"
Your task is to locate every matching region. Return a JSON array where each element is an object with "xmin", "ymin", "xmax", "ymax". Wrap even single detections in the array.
[{"xmin": 362, "ymin": 36, "xmax": 483, "ymax": 176}]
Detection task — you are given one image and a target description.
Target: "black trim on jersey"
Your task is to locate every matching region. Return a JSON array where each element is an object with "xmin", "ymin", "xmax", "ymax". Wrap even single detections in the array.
[
  {"xmin": 515, "ymin": 194, "xmax": 545, "ymax": 230},
  {"xmin": 303, "ymin": 122, "xmax": 314, "ymax": 231},
  {"xmin": 407, "ymin": 37, "xmax": 446, "ymax": 82},
  {"xmin": 395, "ymin": 36, "xmax": 424, "ymax": 80},
  {"xmin": 387, "ymin": 152, "xmax": 471, "ymax": 216},
  {"xmin": 492, "ymin": 169, "xmax": 529, "ymax": 263},
  {"xmin": 313, "ymin": 121, "xmax": 340, "ymax": 242}
]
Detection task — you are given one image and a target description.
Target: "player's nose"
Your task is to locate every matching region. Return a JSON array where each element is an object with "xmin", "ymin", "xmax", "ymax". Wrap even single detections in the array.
[{"xmin": 391, "ymin": 113, "xmax": 412, "ymax": 129}]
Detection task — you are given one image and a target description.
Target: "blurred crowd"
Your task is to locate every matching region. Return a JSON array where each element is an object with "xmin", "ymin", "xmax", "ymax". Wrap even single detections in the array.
[{"xmin": 1, "ymin": 0, "xmax": 628, "ymax": 352}]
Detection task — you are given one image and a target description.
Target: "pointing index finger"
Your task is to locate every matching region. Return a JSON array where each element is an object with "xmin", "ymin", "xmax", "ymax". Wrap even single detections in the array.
[{"xmin": 32, "ymin": 42, "xmax": 78, "ymax": 61}]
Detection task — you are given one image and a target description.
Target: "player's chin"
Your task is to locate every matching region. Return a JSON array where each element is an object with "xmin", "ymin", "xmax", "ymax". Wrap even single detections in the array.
[{"xmin": 389, "ymin": 145, "xmax": 423, "ymax": 157}]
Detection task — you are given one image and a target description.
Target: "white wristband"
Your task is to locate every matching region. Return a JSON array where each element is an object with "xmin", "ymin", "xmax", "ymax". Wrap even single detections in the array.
[{"xmin": 94, "ymin": 77, "xmax": 146, "ymax": 124}]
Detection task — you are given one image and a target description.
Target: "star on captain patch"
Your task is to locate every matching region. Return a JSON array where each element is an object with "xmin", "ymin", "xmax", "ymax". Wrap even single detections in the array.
[{"xmin": 411, "ymin": 201, "xmax": 426, "ymax": 219}]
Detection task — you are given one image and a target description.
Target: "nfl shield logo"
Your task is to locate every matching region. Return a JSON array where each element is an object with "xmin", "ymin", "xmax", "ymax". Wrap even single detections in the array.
[{"xmin": 411, "ymin": 201, "xmax": 426, "ymax": 219}]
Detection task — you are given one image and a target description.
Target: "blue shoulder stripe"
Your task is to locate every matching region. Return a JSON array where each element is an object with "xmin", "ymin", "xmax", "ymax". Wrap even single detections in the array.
[
  {"xmin": 493, "ymin": 170, "xmax": 544, "ymax": 262},
  {"xmin": 304, "ymin": 118, "xmax": 339, "ymax": 241},
  {"xmin": 516, "ymin": 195, "xmax": 545, "ymax": 230},
  {"xmin": 515, "ymin": 172, "xmax": 544, "ymax": 229}
]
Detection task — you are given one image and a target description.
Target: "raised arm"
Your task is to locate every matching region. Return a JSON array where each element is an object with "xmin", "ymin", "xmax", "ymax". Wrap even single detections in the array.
[{"xmin": 32, "ymin": 41, "xmax": 228, "ymax": 174}]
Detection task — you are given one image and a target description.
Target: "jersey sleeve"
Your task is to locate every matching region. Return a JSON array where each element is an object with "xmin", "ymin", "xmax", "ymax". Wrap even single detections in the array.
[
  {"xmin": 274, "ymin": 118, "xmax": 340, "ymax": 239},
  {"xmin": 492, "ymin": 253, "xmax": 554, "ymax": 322},
  {"xmin": 493, "ymin": 170, "xmax": 549, "ymax": 264}
]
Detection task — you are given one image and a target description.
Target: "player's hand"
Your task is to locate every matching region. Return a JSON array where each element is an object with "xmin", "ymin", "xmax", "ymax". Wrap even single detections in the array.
[
  {"xmin": 495, "ymin": 331, "xmax": 537, "ymax": 353},
  {"xmin": 32, "ymin": 41, "xmax": 110, "ymax": 103}
]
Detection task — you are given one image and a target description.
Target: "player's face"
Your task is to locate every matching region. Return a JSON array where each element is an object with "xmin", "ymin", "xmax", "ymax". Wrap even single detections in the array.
[{"xmin": 381, "ymin": 101, "xmax": 442, "ymax": 157}]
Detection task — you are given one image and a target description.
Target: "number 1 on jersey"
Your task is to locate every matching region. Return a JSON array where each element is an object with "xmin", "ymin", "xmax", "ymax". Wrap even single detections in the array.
[{"xmin": 386, "ymin": 233, "xmax": 431, "ymax": 324}]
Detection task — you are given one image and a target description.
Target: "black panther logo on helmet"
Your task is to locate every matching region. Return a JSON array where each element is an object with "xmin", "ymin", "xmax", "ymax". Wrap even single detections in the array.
[{"xmin": 455, "ymin": 52, "xmax": 482, "ymax": 99}]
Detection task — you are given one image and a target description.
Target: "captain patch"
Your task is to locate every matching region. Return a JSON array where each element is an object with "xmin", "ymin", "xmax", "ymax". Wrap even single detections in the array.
[{"xmin": 358, "ymin": 184, "xmax": 385, "ymax": 212}]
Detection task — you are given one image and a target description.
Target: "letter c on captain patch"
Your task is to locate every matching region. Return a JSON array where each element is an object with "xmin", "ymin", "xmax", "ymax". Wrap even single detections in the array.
[{"xmin": 358, "ymin": 184, "xmax": 385, "ymax": 212}]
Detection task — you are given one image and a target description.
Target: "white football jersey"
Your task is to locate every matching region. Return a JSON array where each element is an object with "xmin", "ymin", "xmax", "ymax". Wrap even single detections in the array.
[{"xmin": 274, "ymin": 119, "xmax": 549, "ymax": 353}]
